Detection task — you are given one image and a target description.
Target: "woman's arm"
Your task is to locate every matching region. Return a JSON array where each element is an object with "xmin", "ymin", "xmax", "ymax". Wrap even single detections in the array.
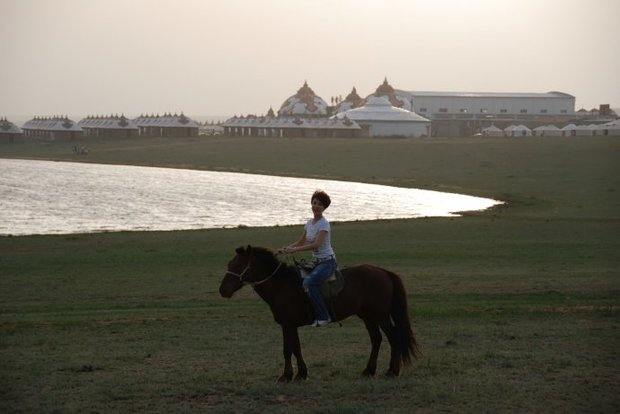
[
  {"xmin": 286, "ymin": 230, "xmax": 327, "ymax": 253},
  {"xmin": 288, "ymin": 231, "xmax": 307, "ymax": 248},
  {"xmin": 277, "ymin": 231, "xmax": 306, "ymax": 254}
]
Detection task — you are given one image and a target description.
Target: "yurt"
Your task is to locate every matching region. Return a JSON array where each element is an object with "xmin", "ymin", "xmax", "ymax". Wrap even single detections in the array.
[
  {"xmin": 334, "ymin": 96, "xmax": 430, "ymax": 137},
  {"xmin": 278, "ymin": 81, "xmax": 328, "ymax": 117},
  {"xmin": 481, "ymin": 125, "xmax": 503, "ymax": 137},
  {"xmin": 599, "ymin": 120, "xmax": 620, "ymax": 136},
  {"xmin": 561, "ymin": 124, "xmax": 577, "ymax": 136},
  {"xmin": 533, "ymin": 125, "xmax": 562, "ymax": 137},
  {"xmin": 587, "ymin": 124, "xmax": 602, "ymax": 136},
  {"xmin": 575, "ymin": 124, "xmax": 593, "ymax": 136},
  {"xmin": 335, "ymin": 87, "xmax": 364, "ymax": 113},
  {"xmin": 0, "ymin": 118, "xmax": 23, "ymax": 143},
  {"xmin": 510, "ymin": 124, "xmax": 532, "ymax": 137},
  {"xmin": 504, "ymin": 125, "xmax": 517, "ymax": 136},
  {"xmin": 22, "ymin": 116, "xmax": 82, "ymax": 141}
]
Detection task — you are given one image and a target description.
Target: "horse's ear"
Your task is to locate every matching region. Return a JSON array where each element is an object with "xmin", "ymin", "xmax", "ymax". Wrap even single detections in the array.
[{"xmin": 235, "ymin": 246, "xmax": 246, "ymax": 255}]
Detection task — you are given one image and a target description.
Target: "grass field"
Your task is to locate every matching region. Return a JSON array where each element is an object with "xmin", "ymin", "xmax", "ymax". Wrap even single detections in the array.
[{"xmin": 1, "ymin": 136, "xmax": 619, "ymax": 412}]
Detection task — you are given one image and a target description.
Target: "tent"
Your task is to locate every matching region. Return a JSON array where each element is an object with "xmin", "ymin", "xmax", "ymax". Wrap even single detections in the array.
[
  {"xmin": 599, "ymin": 120, "xmax": 620, "ymax": 136},
  {"xmin": 575, "ymin": 124, "xmax": 593, "ymax": 136},
  {"xmin": 510, "ymin": 124, "xmax": 532, "ymax": 137},
  {"xmin": 533, "ymin": 125, "xmax": 562, "ymax": 137},
  {"xmin": 481, "ymin": 125, "xmax": 503, "ymax": 137},
  {"xmin": 504, "ymin": 125, "xmax": 517, "ymax": 136},
  {"xmin": 561, "ymin": 123, "xmax": 577, "ymax": 136}
]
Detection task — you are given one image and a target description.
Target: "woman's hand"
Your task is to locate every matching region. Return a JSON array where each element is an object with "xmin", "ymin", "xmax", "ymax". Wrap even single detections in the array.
[{"xmin": 277, "ymin": 246, "xmax": 293, "ymax": 255}]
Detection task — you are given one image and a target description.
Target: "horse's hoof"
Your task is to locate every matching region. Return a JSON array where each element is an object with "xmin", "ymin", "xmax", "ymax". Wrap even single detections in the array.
[
  {"xmin": 294, "ymin": 373, "xmax": 307, "ymax": 381},
  {"xmin": 362, "ymin": 368, "xmax": 376, "ymax": 377},
  {"xmin": 384, "ymin": 369, "xmax": 399, "ymax": 378},
  {"xmin": 277, "ymin": 374, "xmax": 293, "ymax": 383}
]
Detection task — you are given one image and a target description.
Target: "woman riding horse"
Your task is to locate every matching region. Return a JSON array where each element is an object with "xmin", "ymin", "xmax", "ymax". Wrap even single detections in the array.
[
  {"xmin": 220, "ymin": 247, "xmax": 419, "ymax": 380},
  {"xmin": 278, "ymin": 190, "xmax": 336, "ymax": 327}
]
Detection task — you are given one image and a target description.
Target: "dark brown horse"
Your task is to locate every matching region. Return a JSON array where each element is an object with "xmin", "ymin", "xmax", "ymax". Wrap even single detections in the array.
[{"xmin": 219, "ymin": 245, "xmax": 419, "ymax": 381}]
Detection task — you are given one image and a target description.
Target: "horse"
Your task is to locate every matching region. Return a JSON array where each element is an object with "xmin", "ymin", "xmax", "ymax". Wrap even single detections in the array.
[{"xmin": 219, "ymin": 245, "xmax": 419, "ymax": 381}]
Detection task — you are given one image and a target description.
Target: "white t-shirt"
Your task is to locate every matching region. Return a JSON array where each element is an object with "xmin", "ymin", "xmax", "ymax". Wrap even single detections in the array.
[{"xmin": 304, "ymin": 217, "xmax": 335, "ymax": 259}]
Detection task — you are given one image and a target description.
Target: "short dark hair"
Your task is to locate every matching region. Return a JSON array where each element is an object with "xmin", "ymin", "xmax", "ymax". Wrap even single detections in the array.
[{"xmin": 311, "ymin": 190, "xmax": 331, "ymax": 209}]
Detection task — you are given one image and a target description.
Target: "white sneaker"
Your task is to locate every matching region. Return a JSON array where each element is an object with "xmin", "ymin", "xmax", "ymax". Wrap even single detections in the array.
[{"xmin": 314, "ymin": 319, "xmax": 331, "ymax": 327}]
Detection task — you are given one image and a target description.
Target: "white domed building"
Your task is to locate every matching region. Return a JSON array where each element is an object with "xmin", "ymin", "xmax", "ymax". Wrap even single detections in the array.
[
  {"xmin": 336, "ymin": 87, "xmax": 364, "ymax": 113},
  {"xmin": 333, "ymin": 96, "xmax": 430, "ymax": 137},
  {"xmin": 365, "ymin": 78, "xmax": 413, "ymax": 111},
  {"xmin": 278, "ymin": 81, "xmax": 328, "ymax": 117}
]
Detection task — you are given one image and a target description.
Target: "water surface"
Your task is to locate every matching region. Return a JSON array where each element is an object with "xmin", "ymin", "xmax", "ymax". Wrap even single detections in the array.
[{"xmin": 0, "ymin": 159, "xmax": 502, "ymax": 236}]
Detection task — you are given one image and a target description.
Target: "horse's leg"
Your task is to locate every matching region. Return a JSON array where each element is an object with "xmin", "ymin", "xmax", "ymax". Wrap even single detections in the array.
[
  {"xmin": 290, "ymin": 327, "xmax": 308, "ymax": 381},
  {"xmin": 379, "ymin": 319, "xmax": 401, "ymax": 377},
  {"xmin": 277, "ymin": 325, "xmax": 294, "ymax": 383},
  {"xmin": 361, "ymin": 318, "xmax": 382, "ymax": 377}
]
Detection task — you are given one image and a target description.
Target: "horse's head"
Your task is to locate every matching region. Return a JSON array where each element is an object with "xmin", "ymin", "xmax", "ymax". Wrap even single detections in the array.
[
  {"xmin": 219, "ymin": 245, "xmax": 280, "ymax": 298},
  {"xmin": 219, "ymin": 245, "xmax": 251, "ymax": 298}
]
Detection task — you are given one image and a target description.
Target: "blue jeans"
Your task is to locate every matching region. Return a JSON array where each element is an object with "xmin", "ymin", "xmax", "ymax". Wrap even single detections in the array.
[{"xmin": 302, "ymin": 258, "xmax": 336, "ymax": 321}]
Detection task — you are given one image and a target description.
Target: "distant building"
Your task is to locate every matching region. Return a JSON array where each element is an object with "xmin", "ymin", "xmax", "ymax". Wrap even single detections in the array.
[
  {"xmin": 353, "ymin": 78, "xmax": 578, "ymax": 136},
  {"xmin": 132, "ymin": 113, "xmax": 199, "ymax": 137},
  {"xmin": 0, "ymin": 118, "xmax": 23, "ymax": 143},
  {"xmin": 334, "ymin": 96, "xmax": 430, "ymax": 138},
  {"xmin": 78, "ymin": 115, "xmax": 139, "ymax": 138},
  {"xmin": 366, "ymin": 78, "xmax": 413, "ymax": 111},
  {"xmin": 222, "ymin": 115, "xmax": 361, "ymax": 138},
  {"xmin": 22, "ymin": 116, "xmax": 82, "ymax": 141},
  {"xmin": 278, "ymin": 81, "xmax": 329, "ymax": 117},
  {"xmin": 397, "ymin": 90, "xmax": 575, "ymax": 136},
  {"xmin": 335, "ymin": 87, "xmax": 364, "ymax": 113}
]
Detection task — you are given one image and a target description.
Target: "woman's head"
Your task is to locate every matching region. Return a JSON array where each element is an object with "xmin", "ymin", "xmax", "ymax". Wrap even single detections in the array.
[{"xmin": 311, "ymin": 190, "xmax": 331, "ymax": 213}]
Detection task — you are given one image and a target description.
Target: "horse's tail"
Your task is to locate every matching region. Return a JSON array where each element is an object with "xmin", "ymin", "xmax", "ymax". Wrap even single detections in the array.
[{"xmin": 386, "ymin": 270, "xmax": 420, "ymax": 364}]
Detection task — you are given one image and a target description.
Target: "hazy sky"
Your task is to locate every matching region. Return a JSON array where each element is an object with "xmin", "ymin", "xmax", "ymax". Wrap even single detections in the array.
[{"xmin": 1, "ymin": 0, "xmax": 619, "ymax": 118}]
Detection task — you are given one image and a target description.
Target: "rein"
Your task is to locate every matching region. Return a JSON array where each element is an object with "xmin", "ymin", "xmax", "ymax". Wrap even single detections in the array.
[{"xmin": 226, "ymin": 261, "xmax": 283, "ymax": 287}]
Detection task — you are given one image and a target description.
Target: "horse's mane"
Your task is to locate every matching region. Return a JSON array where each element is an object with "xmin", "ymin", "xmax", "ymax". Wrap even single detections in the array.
[
  {"xmin": 250, "ymin": 246, "xmax": 279, "ymax": 264},
  {"xmin": 243, "ymin": 245, "xmax": 299, "ymax": 283}
]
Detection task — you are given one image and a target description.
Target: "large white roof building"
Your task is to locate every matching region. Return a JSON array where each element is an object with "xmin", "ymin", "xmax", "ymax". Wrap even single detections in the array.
[
  {"xmin": 334, "ymin": 96, "xmax": 430, "ymax": 137},
  {"xmin": 396, "ymin": 90, "xmax": 575, "ymax": 119}
]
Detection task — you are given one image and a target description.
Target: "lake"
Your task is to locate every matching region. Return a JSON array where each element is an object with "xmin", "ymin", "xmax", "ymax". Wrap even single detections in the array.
[{"xmin": 0, "ymin": 158, "xmax": 502, "ymax": 236}]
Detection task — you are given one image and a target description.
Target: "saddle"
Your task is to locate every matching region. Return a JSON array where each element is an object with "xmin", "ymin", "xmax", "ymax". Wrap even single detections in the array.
[{"xmin": 294, "ymin": 258, "xmax": 345, "ymax": 300}]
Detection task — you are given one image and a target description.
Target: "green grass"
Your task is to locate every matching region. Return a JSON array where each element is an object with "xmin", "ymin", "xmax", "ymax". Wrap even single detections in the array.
[{"xmin": 1, "ymin": 136, "xmax": 619, "ymax": 412}]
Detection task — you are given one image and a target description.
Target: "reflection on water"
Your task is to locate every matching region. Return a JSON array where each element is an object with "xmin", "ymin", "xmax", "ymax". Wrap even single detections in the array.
[{"xmin": 0, "ymin": 159, "xmax": 502, "ymax": 236}]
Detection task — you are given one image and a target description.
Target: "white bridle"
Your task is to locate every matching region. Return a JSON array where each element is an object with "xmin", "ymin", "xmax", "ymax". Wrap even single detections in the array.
[{"xmin": 225, "ymin": 261, "xmax": 283, "ymax": 287}]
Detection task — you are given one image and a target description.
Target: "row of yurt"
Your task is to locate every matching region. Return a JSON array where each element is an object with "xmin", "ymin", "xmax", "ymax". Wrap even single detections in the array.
[
  {"xmin": 483, "ymin": 122, "xmax": 620, "ymax": 138},
  {"xmin": 22, "ymin": 116, "xmax": 83, "ymax": 140},
  {"xmin": 13, "ymin": 113, "xmax": 200, "ymax": 141},
  {"xmin": 558, "ymin": 123, "xmax": 619, "ymax": 136},
  {"xmin": 599, "ymin": 120, "xmax": 620, "ymax": 135},
  {"xmin": 0, "ymin": 118, "xmax": 23, "ymax": 143},
  {"xmin": 78, "ymin": 115, "xmax": 139, "ymax": 138}
]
